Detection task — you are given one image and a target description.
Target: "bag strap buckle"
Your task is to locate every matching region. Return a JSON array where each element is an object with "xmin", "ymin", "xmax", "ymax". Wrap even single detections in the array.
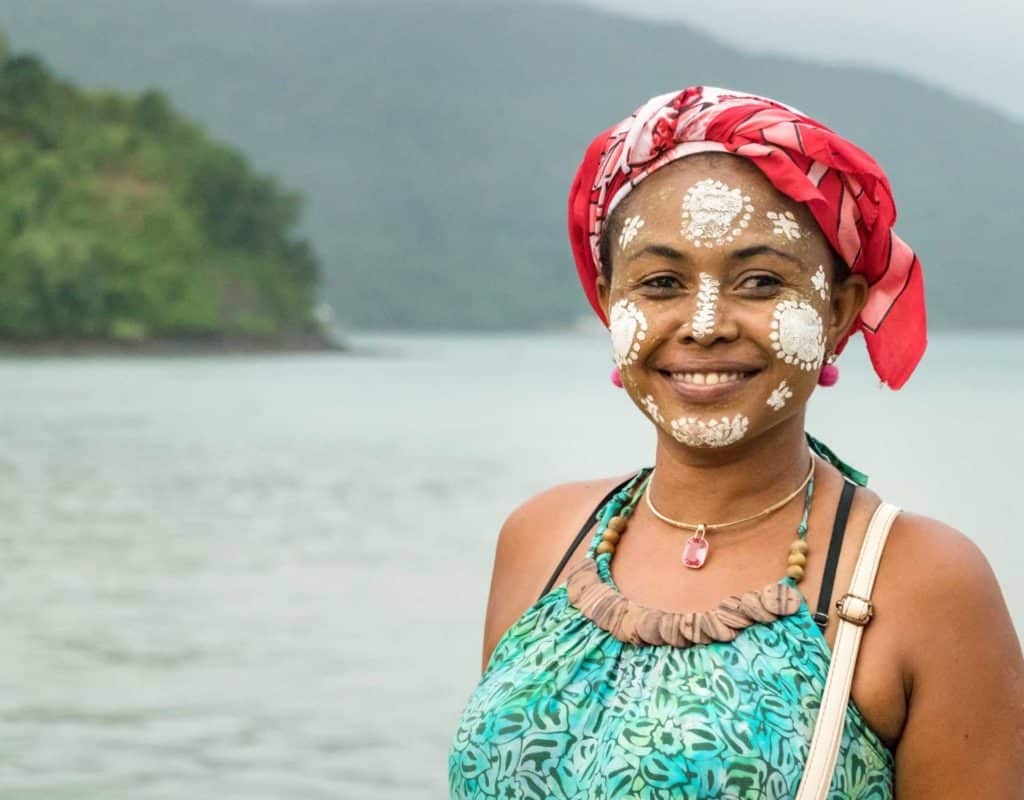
[{"xmin": 835, "ymin": 593, "xmax": 874, "ymax": 626}]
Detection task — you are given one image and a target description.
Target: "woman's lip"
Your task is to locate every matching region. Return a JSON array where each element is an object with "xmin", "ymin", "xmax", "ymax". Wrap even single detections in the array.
[{"xmin": 657, "ymin": 369, "xmax": 760, "ymax": 404}]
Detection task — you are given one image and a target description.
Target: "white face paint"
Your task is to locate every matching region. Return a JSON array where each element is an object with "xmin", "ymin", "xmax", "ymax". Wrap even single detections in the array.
[
  {"xmin": 769, "ymin": 299, "xmax": 826, "ymax": 371},
  {"xmin": 618, "ymin": 215, "xmax": 645, "ymax": 251},
  {"xmin": 639, "ymin": 394, "xmax": 664, "ymax": 424},
  {"xmin": 680, "ymin": 179, "xmax": 753, "ymax": 248},
  {"xmin": 767, "ymin": 210, "xmax": 802, "ymax": 241},
  {"xmin": 766, "ymin": 380, "xmax": 794, "ymax": 411},
  {"xmin": 609, "ymin": 299, "xmax": 648, "ymax": 368},
  {"xmin": 669, "ymin": 414, "xmax": 749, "ymax": 447},
  {"xmin": 811, "ymin": 265, "xmax": 829, "ymax": 300},
  {"xmin": 691, "ymin": 272, "xmax": 720, "ymax": 341}
]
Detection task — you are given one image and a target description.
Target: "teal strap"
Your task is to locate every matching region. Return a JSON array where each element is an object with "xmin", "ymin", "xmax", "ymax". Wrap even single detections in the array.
[{"xmin": 806, "ymin": 433, "xmax": 869, "ymax": 487}]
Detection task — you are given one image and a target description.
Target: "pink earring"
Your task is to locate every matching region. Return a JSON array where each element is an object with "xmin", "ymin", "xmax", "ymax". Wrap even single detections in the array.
[
  {"xmin": 610, "ymin": 367, "xmax": 623, "ymax": 388},
  {"xmin": 818, "ymin": 354, "xmax": 839, "ymax": 387}
]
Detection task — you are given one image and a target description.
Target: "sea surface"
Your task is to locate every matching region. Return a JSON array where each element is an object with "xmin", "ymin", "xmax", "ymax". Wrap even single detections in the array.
[{"xmin": 0, "ymin": 331, "xmax": 1021, "ymax": 799}]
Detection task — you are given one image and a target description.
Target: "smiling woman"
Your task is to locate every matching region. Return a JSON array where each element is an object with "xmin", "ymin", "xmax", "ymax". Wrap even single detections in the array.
[
  {"xmin": 448, "ymin": 86, "xmax": 1024, "ymax": 799},
  {"xmin": 595, "ymin": 154, "xmax": 860, "ymax": 451}
]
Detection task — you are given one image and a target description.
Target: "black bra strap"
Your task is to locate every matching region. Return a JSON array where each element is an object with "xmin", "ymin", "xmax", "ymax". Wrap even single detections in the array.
[
  {"xmin": 537, "ymin": 474, "xmax": 637, "ymax": 600},
  {"xmin": 814, "ymin": 479, "xmax": 857, "ymax": 630}
]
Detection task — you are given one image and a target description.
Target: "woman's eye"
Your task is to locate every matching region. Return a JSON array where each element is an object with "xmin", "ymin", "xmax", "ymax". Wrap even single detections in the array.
[
  {"xmin": 740, "ymin": 275, "xmax": 782, "ymax": 291},
  {"xmin": 642, "ymin": 275, "xmax": 682, "ymax": 290}
]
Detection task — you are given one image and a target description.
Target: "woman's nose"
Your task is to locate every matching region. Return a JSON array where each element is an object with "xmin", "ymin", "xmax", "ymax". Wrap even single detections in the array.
[{"xmin": 676, "ymin": 277, "xmax": 740, "ymax": 346}]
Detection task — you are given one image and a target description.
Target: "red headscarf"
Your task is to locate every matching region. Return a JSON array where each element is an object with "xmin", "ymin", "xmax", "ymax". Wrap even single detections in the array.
[{"xmin": 568, "ymin": 86, "xmax": 927, "ymax": 389}]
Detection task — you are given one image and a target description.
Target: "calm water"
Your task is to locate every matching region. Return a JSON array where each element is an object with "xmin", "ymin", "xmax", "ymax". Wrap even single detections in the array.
[{"xmin": 0, "ymin": 331, "xmax": 1021, "ymax": 798}]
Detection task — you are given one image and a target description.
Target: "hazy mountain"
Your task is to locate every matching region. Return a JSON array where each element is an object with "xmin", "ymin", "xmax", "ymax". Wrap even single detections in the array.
[{"xmin": 1, "ymin": 0, "xmax": 1020, "ymax": 330}]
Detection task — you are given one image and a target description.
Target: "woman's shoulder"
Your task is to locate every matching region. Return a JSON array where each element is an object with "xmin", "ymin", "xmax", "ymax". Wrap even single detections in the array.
[
  {"xmin": 493, "ymin": 471, "xmax": 638, "ymax": 591},
  {"xmin": 478, "ymin": 472, "xmax": 636, "ymax": 671},
  {"xmin": 854, "ymin": 498, "xmax": 1005, "ymax": 639},
  {"xmin": 499, "ymin": 472, "xmax": 637, "ymax": 546},
  {"xmin": 883, "ymin": 509, "xmax": 1000, "ymax": 609},
  {"xmin": 869, "ymin": 505, "xmax": 1018, "ymax": 689},
  {"xmin": 834, "ymin": 476, "xmax": 992, "ymax": 602}
]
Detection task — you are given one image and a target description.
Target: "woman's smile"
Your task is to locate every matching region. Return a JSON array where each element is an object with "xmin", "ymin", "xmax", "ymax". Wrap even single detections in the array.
[{"xmin": 656, "ymin": 364, "xmax": 763, "ymax": 404}]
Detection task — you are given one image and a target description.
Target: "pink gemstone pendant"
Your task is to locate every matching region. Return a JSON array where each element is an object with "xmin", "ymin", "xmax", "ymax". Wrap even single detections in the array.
[{"xmin": 682, "ymin": 525, "xmax": 709, "ymax": 569}]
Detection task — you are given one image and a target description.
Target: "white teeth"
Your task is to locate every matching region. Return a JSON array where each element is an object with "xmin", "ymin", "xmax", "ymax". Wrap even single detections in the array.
[{"xmin": 669, "ymin": 371, "xmax": 746, "ymax": 385}]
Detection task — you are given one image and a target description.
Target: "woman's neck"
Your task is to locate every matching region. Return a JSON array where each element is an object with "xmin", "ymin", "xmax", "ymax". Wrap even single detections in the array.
[{"xmin": 648, "ymin": 412, "xmax": 813, "ymax": 525}]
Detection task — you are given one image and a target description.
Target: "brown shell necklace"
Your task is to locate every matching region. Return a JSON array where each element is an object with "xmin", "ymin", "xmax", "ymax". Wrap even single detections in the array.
[{"xmin": 565, "ymin": 459, "xmax": 816, "ymax": 648}]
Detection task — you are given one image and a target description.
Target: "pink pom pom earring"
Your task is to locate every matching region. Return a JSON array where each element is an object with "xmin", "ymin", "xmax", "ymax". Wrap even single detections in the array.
[
  {"xmin": 610, "ymin": 367, "xmax": 623, "ymax": 388},
  {"xmin": 818, "ymin": 353, "xmax": 839, "ymax": 387}
]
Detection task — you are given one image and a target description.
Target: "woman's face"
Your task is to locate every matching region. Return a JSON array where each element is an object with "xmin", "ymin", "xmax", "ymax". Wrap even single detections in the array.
[{"xmin": 596, "ymin": 154, "xmax": 866, "ymax": 450}]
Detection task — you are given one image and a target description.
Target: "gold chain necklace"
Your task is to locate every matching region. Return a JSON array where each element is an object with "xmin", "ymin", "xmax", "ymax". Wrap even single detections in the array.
[{"xmin": 644, "ymin": 451, "xmax": 815, "ymax": 569}]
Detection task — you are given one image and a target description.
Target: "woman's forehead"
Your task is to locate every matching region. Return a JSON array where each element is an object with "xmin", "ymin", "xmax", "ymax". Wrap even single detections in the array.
[
  {"xmin": 610, "ymin": 154, "xmax": 828, "ymax": 266},
  {"xmin": 621, "ymin": 154, "xmax": 805, "ymax": 219}
]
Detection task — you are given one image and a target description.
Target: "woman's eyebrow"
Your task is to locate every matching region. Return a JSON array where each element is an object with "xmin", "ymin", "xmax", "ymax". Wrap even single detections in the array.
[
  {"xmin": 628, "ymin": 243, "xmax": 690, "ymax": 263},
  {"xmin": 731, "ymin": 244, "xmax": 805, "ymax": 267}
]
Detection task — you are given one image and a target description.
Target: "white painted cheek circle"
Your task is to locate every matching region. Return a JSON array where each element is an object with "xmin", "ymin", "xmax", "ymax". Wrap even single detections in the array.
[
  {"xmin": 770, "ymin": 299, "xmax": 826, "ymax": 370},
  {"xmin": 609, "ymin": 299, "xmax": 648, "ymax": 368}
]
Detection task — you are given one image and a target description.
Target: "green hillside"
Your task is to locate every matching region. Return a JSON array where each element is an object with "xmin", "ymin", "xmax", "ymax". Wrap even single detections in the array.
[
  {"xmin": 0, "ymin": 34, "xmax": 324, "ymax": 345},
  {"xmin": 1, "ymin": 0, "xmax": 1021, "ymax": 331}
]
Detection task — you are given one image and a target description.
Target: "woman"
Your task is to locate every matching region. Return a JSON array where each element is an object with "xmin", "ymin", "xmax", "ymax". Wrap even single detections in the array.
[{"xmin": 448, "ymin": 86, "xmax": 1024, "ymax": 798}]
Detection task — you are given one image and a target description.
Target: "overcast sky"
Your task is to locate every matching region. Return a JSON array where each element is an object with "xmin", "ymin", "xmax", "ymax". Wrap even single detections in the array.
[
  {"xmin": 576, "ymin": 0, "xmax": 1024, "ymax": 120},
  {"xmin": 319, "ymin": 0, "xmax": 1024, "ymax": 121}
]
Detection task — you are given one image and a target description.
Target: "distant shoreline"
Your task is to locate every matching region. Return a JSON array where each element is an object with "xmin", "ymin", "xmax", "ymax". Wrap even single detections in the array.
[{"xmin": 0, "ymin": 333, "xmax": 346, "ymax": 357}]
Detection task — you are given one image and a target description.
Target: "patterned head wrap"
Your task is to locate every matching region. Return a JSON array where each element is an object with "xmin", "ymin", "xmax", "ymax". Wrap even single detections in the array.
[{"xmin": 568, "ymin": 86, "xmax": 927, "ymax": 389}]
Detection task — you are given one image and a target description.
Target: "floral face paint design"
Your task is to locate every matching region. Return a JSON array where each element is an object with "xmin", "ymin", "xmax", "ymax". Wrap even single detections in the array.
[
  {"xmin": 691, "ymin": 272, "xmax": 720, "ymax": 341},
  {"xmin": 618, "ymin": 215, "xmax": 645, "ymax": 251},
  {"xmin": 767, "ymin": 210, "xmax": 802, "ymax": 241},
  {"xmin": 812, "ymin": 265, "xmax": 829, "ymax": 300},
  {"xmin": 609, "ymin": 299, "xmax": 648, "ymax": 367},
  {"xmin": 766, "ymin": 380, "xmax": 794, "ymax": 411},
  {"xmin": 640, "ymin": 394, "xmax": 664, "ymax": 424},
  {"xmin": 770, "ymin": 300, "xmax": 826, "ymax": 371},
  {"xmin": 680, "ymin": 179, "xmax": 753, "ymax": 248},
  {"xmin": 669, "ymin": 414, "xmax": 749, "ymax": 447}
]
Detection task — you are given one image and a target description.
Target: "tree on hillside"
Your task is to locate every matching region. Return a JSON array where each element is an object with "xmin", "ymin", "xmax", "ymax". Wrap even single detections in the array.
[{"xmin": 0, "ymin": 39, "xmax": 323, "ymax": 342}]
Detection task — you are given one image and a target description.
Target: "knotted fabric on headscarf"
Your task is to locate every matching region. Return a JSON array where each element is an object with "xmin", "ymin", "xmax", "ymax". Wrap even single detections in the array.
[{"xmin": 568, "ymin": 85, "xmax": 927, "ymax": 389}]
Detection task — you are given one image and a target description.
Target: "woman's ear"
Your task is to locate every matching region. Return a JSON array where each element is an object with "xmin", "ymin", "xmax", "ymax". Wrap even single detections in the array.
[
  {"xmin": 828, "ymin": 272, "xmax": 868, "ymax": 348},
  {"xmin": 595, "ymin": 273, "xmax": 611, "ymax": 319}
]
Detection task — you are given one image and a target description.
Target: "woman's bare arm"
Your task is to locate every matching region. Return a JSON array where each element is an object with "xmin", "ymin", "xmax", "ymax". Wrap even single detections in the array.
[{"xmin": 892, "ymin": 514, "xmax": 1024, "ymax": 797}]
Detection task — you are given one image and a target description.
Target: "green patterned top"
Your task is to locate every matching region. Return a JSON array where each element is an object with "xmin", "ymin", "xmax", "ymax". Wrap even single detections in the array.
[{"xmin": 449, "ymin": 440, "xmax": 893, "ymax": 799}]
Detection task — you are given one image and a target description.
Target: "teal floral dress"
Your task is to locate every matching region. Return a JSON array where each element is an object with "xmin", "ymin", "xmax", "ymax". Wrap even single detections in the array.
[{"xmin": 449, "ymin": 444, "xmax": 893, "ymax": 799}]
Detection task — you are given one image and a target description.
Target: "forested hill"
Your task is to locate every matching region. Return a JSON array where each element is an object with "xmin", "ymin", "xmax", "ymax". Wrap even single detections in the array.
[
  {"xmin": 0, "ymin": 36, "xmax": 325, "ymax": 346},
  {"xmin": 2, "ymin": 0, "xmax": 1022, "ymax": 330}
]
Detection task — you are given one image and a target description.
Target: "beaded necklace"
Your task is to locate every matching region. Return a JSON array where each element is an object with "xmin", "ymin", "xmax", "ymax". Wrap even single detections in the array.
[{"xmin": 563, "ymin": 466, "xmax": 816, "ymax": 647}]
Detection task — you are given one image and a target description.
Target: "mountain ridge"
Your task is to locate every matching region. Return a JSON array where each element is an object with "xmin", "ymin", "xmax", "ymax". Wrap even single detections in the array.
[{"xmin": 1, "ymin": 0, "xmax": 1019, "ymax": 330}]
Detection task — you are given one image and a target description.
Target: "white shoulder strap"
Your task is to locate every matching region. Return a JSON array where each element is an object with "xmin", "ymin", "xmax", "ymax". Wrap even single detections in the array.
[{"xmin": 794, "ymin": 501, "xmax": 900, "ymax": 800}]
